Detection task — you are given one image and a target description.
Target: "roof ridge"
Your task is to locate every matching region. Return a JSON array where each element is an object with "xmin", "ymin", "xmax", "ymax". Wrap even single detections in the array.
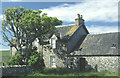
[
  {"xmin": 55, "ymin": 24, "xmax": 75, "ymax": 28},
  {"xmin": 89, "ymin": 32, "xmax": 118, "ymax": 36}
]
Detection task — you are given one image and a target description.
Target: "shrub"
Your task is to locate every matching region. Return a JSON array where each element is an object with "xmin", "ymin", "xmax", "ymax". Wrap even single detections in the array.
[
  {"xmin": 7, "ymin": 47, "xmax": 44, "ymax": 69},
  {"xmin": 28, "ymin": 51, "xmax": 44, "ymax": 68},
  {"xmin": 7, "ymin": 51, "xmax": 24, "ymax": 65}
]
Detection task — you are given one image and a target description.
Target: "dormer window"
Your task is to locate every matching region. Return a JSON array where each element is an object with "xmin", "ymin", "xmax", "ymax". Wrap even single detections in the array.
[
  {"xmin": 51, "ymin": 38, "xmax": 56, "ymax": 49},
  {"xmin": 33, "ymin": 40, "xmax": 37, "ymax": 47}
]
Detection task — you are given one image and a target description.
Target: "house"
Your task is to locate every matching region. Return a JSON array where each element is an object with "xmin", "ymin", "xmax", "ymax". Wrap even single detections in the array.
[{"xmin": 10, "ymin": 14, "xmax": 120, "ymax": 72}]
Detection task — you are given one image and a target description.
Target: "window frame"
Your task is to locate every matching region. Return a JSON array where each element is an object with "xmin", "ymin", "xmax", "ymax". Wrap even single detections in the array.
[
  {"xmin": 33, "ymin": 39, "xmax": 37, "ymax": 47},
  {"xmin": 51, "ymin": 38, "xmax": 56, "ymax": 49},
  {"xmin": 50, "ymin": 56, "xmax": 56, "ymax": 68}
]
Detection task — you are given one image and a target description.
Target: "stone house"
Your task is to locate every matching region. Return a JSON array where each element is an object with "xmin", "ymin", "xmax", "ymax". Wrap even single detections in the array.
[{"xmin": 10, "ymin": 14, "xmax": 120, "ymax": 72}]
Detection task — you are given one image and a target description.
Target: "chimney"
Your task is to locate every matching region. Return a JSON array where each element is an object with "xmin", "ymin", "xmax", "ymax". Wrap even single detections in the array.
[{"xmin": 75, "ymin": 14, "xmax": 84, "ymax": 26}]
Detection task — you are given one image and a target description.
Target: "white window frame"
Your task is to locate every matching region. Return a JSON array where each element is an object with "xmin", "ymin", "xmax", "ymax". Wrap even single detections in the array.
[
  {"xmin": 69, "ymin": 57, "xmax": 74, "ymax": 68},
  {"xmin": 51, "ymin": 38, "xmax": 56, "ymax": 49},
  {"xmin": 50, "ymin": 56, "xmax": 56, "ymax": 68},
  {"xmin": 33, "ymin": 39, "xmax": 37, "ymax": 47}
]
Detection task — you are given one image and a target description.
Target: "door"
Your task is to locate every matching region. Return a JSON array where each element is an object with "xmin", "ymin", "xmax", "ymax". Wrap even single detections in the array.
[
  {"xmin": 50, "ymin": 56, "xmax": 56, "ymax": 68},
  {"xmin": 80, "ymin": 58, "xmax": 85, "ymax": 71}
]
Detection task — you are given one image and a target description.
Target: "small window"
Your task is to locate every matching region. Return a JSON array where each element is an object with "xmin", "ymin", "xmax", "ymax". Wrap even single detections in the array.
[
  {"xmin": 112, "ymin": 44, "xmax": 116, "ymax": 47},
  {"xmin": 51, "ymin": 38, "xmax": 56, "ymax": 49},
  {"xmin": 111, "ymin": 44, "xmax": 116, "ymax": 48},
  {"xmin": 50, "ymin": 56, "xmax": 56, "ymax": 68},
  {"xmin": 69, "ymin": 57, "xmax": 74, "ymax": 69},
  {"xmin": 33, "ymin": 40, "xmax": 37, "ymax": 47}
]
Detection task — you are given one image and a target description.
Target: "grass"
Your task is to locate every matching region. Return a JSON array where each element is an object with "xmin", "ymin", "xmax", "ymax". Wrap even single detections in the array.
[
  {"xmin": 0, "ymin": 50, "xmax": 10, "ymax": 66},
  {"xmin": 28, "ymin": 70, "xmax": 119, "ymax": 76},
  {"xmin": 8, "ymin": 70, "xmax": 119, "ymax": 78}
]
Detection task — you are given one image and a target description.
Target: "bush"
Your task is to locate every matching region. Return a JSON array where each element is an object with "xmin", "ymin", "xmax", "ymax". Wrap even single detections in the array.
[
  {"xmin": 7, "ymin": 51, "xmax": 24, "ymax": 65},
  {"xmin": 28, "ymin": 51, "xmax": 44, "ymax": 68},
  {"xmin": 7, "ymin": 47, "xmax": 44, "ymax": 69}
]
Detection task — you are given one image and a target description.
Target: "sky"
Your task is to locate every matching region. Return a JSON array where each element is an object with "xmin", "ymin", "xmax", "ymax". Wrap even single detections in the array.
[{"xmin": 0, "ymin": 0, "xmax": 119, "ymax": 50}]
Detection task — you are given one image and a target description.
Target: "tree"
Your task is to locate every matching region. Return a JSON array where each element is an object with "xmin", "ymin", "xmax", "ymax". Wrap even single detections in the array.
[
  {"xmin": 2, "ymin": 7, "xmax": 62, "ymax": 64},
  {"xmin": 2, "ymin": 7, "xmax": 24, "ymax": 52}
]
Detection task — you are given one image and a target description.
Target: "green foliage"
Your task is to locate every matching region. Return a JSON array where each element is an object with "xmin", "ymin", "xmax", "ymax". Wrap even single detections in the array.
[
  {"xmin": 7, "ymin": 51, "xmax": 24, "ymax": 65},
  {"xmin": 2, "ymin": 7, "xmax": 62, "ymax": 64},
  {"xmin": 7, "ymin": 47, "xmax": 44, "ymax": 68},
  {"xmin": 2, "ymin": 6, "xmax": 62, "ymax": 67},
  {"xmin": 28, "ymin": 51, "xmax": 44, "ymax": 68}
]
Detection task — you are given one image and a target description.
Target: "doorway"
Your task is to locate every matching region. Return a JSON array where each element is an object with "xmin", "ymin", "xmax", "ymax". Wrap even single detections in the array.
[{"xmin": 80, "ymin": 58, "xmax": 85, "ymax": 71}]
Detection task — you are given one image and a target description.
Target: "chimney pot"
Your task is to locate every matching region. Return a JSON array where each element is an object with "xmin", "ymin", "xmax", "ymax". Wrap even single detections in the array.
[
  {"xmin": 80, "ymin": 15, "xmax": 83, "ymax": 19},
  {"xmin": 75, "ymin": 14, "xmax": 84, "ymax": 26},
  {"xmin": 77, "ymin": 14, "xmax": 80, "ymax": 18}
]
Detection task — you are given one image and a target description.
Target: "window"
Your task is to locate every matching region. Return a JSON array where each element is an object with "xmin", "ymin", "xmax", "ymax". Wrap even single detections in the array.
[
  {"xmin": 111, "ymin": 44, "xmax": 116, "ymax": 48},
  {"xmin": 50, "ymin": 56, "xmax": 56, "ymax": 68},
  {"xmin": 69, "ymin": 57, "xmax": 74, "ymax": 69},
  {"xmin": 33, "ymin": 40, "xmax": 37, "ymax": 47},
  {"xmin": 51, "ymin": 38, "xmax": 56, "ymax": 49}
]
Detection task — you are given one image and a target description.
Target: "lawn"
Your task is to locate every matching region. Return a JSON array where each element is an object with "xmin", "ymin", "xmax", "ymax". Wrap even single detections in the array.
[
  {"xmin": 6, "ymin": 70, "xmax": 120, "ymax": 78},
  {"xmin": 28, "ymin": 69, "xmax": 119, "ymax": 76},
  {"xmin": 0, "ymin": 50, "xmax": 10, "ymax": 66}
]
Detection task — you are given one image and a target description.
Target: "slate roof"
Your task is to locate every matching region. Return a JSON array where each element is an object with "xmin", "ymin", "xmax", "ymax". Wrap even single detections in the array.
[
  {"xmin": 56, "ymin": 24, "xmax": 75, "ymax": 37},
  {"xmin": 55, "ymin": 24, "xmax": 89, "ymax": 40},
  {"xmin": 65, "ymin": 25, "xmax": 79, "ymax": 36},
  {"xmin": 73, "ymin": 32, "xmax": 119, "ymax": 55}
]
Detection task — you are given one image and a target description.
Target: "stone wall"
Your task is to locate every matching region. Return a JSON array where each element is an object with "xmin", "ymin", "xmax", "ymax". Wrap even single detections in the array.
[
  {"xmin": 0, "ymin": 65, "xmax": 35, "ymax": 76},
  {"xmin": 43, "ymin": 44, "xmax": 66, "ymax": 68},
  {"xmin": 68, "ymin": 56, "xmax": 120, "ymax": 72},
  {"xmin": 85, "ymin": 56, "xmax": 120, "ymax": 72}
]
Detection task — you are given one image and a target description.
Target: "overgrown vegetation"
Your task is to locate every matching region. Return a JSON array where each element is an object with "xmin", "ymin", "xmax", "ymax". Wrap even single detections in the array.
[
  {"xmin": 7, "ymin": 51, "xmax": 23, "ymax": 65},
  {"xmin": 7, "ymin": 47, "xmax": 44, "ymax": 68},
  {"xmin": 28, "ymin": 49, "xmax": 44, "ymax": 68}
]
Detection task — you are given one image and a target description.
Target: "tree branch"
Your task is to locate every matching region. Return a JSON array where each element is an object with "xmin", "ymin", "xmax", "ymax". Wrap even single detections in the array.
[
  {"xmin": 2, "ymin": 31, "xmax": 18, "ymax": 51},
  {"xmin": 4, "ymin": 27, "xmax": 14, "ymax": 37}
]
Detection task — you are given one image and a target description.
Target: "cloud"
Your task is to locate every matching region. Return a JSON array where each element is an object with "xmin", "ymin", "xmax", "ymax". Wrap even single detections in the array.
[
  {"xmin": 0, "ymin": 15, "xmax": 5, "ymax": 21},
  {"xmin": 1, "ymin": 0, "xmax": 22, "ymax": 2},
  {"xmin": 0, "ymin": 15, "xmax": 3, "ymax": 20},
  {"xmin": 86, "ymin": 25, "xmax": 118, "ymax": 34},
  {"xmin": 41, "ymin": 0, "xmax": 118, "ymax": 23},
  {"xmin": 11, "ymin": 0, "xmax": 22, "ymax": 1}
]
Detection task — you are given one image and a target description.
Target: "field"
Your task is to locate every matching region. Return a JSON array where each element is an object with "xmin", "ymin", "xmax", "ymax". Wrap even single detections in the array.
[{"xmin": 0, "ymin": 50, "xmax": 10, "ymax": 66}]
